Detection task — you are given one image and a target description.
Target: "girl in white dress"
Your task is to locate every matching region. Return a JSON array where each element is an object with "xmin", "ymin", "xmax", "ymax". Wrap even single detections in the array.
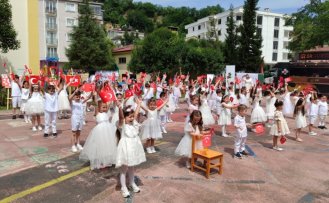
[
  {"xmin": 175, "ymin": 110, "xmax": 204, "ymax": 169},
  {"xmin": 199, "ymin": 91, "xmax": 215, "ymax": 126},
  {"xmin": 140, "ymin": 98, "xmax": 168, "ymax": 154},
  {"xmin": 282, "ymin": 84, "xmax": 294, "ymax": 117},
  {"xmin": 166, "ymin": 88, "xmax": 176, "ymax": 122},
  {"xmin": 116, "ymin": 100, "xmax": 146, "ymax": 198},
  {"xmin": 21, "ymin": 81, "xmax": 31, "ymax": 123},
  {"xmin": 264, "ymin": 90, "xmax": 277, "ymax": 127},
  {"xmin": 250, "ymin": 92, "xmax": 267, "ymax": 124},
  {"xmin": 293, "ymin": 98, "xmax": 307, "ymax": 142},
  {"xmin": 80, "ymin": 101, "xmax": 117, "ymax": 169},
  {"xmin": 58, "ymin": 78, "xmax": 71, "ymax": 119},
  {"xmin": 270, "ymin": 100, "xmax": 290, "ymax": 151},
  {"xmin": 25, "ymin": 84, "xmax": 44, "ymax": 131},
  {"xmin": 218, "ymin": 95, "xmax": 238, "ymax": 137},
  {"xmin": 238, "ymin": 87, "xmax": 249, "ymax": 107},
  {"xmin": 186, "ymin": 95, "xmax": 200, "ymax": 123}
]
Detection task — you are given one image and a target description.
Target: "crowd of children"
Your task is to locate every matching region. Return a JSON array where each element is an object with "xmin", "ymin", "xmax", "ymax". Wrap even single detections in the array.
[{"xmin": 5, "ymin": 70, "xmax": 328, "ymax": 198}]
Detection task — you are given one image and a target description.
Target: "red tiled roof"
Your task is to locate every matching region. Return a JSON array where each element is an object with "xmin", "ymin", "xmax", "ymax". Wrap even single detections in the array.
[{"xmin": 112, "ymin": 45, "xmax": 134, "ymax": 53}]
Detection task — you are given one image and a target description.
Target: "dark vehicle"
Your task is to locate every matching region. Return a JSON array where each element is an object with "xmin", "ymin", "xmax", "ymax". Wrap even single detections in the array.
[{"xmin": 269, "ymin": 62, "xmax": 329, "ymax": 96}]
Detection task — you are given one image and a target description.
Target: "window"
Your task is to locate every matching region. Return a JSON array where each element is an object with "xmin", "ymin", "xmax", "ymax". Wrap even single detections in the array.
[
  {"xmin": 257, "ymin": 16, "xmax": 263, "ymax": 25},
  {"xmin": 45, "ymin": 0, "xmax": 56, "ymax": 13},
  {"xmin": 272, "ymin": 52, "xmax": 278, "ymax": 61},
  {"xmin": 218, "ymin": 19, "xmax": 221, "ymax": 25},
  {"xmin": 283, "ymin": 41, "xmax": 289, "ymax": 49},
  {"xmin": 119, "ymin": 57, "xmax": 126, "ymax": 64},
  {"xmin": 218, "ymin": 30, "xmax": 221, "ymax": 36},
  {"xmin": 257, "ymin": 28, "xmax": 262, "ymax": 35},
  {"xmin": 65, "ymin": 3, "xmax": 76, "ymax": 12},
  {"xmin": 66, "ymin": 18, "xmax": 76, "ymax": 27},
  {"xmin": 90, "ymin": 5, "xmax": 102, "ymax": 16},
  {"xmin": 274, "ymin": 30, "xmax": 279, "ymax": 38},
  {"xmin": 46, "ymin": 16, "xmax": 56, "ymax": 29},
  {"xmin": 236, "ymin": 15, "xmax": 242, "ymax": 21},
  {"xmin": 66, "ymin": 33, "xmax": 72, "ymax": 42},
  {"xmin": 192, "ymin": 27, "xmax": 194, "ymax": 31},
  {"xmin": 47, "ymin": 47, "xmax": 57, "ymax": 58},
  {"xmin": 273, "ymin": 41, "xmax": 278, "ymax": 50},
  {"xmin": 284, "ymin": 30, "xmax": 291, "ymax": 38},
  {"xmin": 198, "ymin": 35, "xmax": 200, "ymax": 39},
  {"xmin": 198, "ymin": 25, "xmax": 201, "ymax": 30},
  {"xmin": 274, "ymin": 18, "xmax": 280, "ymax": 27},
  {"xmin": 282, "ymin": 53, "xmax": 289, "ymax": 60},
  {"xmin": 46, "ymin": 31, "xmax": 57, "ymax": 45}
]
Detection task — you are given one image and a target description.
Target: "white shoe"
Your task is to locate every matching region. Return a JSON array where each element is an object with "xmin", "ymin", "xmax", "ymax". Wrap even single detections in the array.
[
  {"xmin": 71, "ymin": 145, "xmax": 78, "ymax": 153},
  {"xmin": 25, "ymin": 119, "xmax": 28, "ymax": 123},
  {"xmin": 185, "ymin": 160, "xmax": 191, "ymax": 169},
  {"xmin": 28, "ymin": 119, "xmax": 32, "ymax": 123},
  {"xmin": 222, "ymin": 134, "xmax": 229, "ymax": 137},
  {"xmin": 309, "ymin": 132, "xmax": 317, "ymax": 136},
  {"xmin": 121, "ymin": 187, "xmax": 130, "ymax": 198},
  {"xmin": 130, "ymin": 183, "xmax": 140, "ymax": 193},
  {"xmin": 32, "ymin": 126, "xmax": 37, "ymax": 132},
  {"xmin": 76, "ymin": 144, "xmax": 83, "ymax": 151},
  {"xmin": 83, "ymin": 121, "xmax": 86, "ymax": 125},
  {"xmin": 273, "ymin": 146, "xmax": 283, "ymax": 151},
  {"xmin": 151, "ymin": 146, "xmax": 156, "ymax": 153},
  {"xmin": 146, "ymin": 147, "xmax": 152, "ymax": 154},
  {"xmin": 38, "ymin": 126, "xmax": 43, "ymax": 131},
  {"xmin": 162, "ymin": 128, "xmax": 167, "ymax": 134}
]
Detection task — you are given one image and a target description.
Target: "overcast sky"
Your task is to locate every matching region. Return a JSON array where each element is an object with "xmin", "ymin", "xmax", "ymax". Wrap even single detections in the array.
[{"xmin": 134, "ymin": 0, "xmax": 308, "ymax": 14}]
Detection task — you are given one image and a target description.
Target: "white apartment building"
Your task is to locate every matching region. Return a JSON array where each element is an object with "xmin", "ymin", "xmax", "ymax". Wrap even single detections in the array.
[
  {"xmin": 185, "ymin": 6, "xmax": 293, "ymax": 65},
  {"xmin": 38, "ymin": 0, "xmax": 103, "ymax": 68}
]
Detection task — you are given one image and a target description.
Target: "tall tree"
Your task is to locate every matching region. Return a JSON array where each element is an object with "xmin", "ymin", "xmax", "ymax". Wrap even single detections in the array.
[
  {"xmin": 66, "ymin": 0, "xmax": 115, "ymax": 72},
  {"xmin": 238, "ymin": 0, "xmax": 262, "ymax": 72},
  {"xmin": 224, "ymin": 5, "xmax": 238, "ymax": 65},
  {"xmin": 0, "ymin": 0, "xmax": 20, "ymax": 53},
  {"xmin": 287, "ymin": 0, "xmax": 329, "ymax": 52}
]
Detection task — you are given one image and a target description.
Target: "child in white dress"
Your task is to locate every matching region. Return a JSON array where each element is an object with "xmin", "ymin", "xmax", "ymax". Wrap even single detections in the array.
[
  {"xmin": 175, "ymin": 110, "xmax": 204, "ymax": 169},
  {"xmin": 166, "ymin": 88, "xmax": 176, "ymax": 122},
  {"xmin": 199, "ymin": 91, "xmax": 215, "ymax": 126},
  {"xmin": 58, "ymin": 78, "xmax": 71, "ymax": 119},
  {"xmin": 250, "ymin": 91, "xmax": 267, "ymax": 124},
  {"xmin": 318, "ymin": 95, "xmax": 328, "ymax": 129},
  {"xmin": 116, "ymin": 100, "xmax": 146, "ymax": 198},
  {"xmin": 270, "ymin": 100, "xmax": 290, "ymax": 151},
  {"xmin": 293, "ymin": 98, "xmax": 307, "ymax": 142},
  {"xmin": 186, "ymin": 95, "xmax": 200, "ymax": 123},
  {"xmin": 25, "ymin": 84, "xmax": 44, "ymax": 131},
  {"xmin": 140, "ymin": 98, "xmax": 168, "ymax": 154},
  {"xmin": 158, "ymin": 92, "xmax": 168, "ymax": 133},
  {"xmin": 80, "ymin": 101, "xmax": 117, "ymax": 169},
  {"xmin": 218, "ymin": 95, "xmax": 238, "ymax": 137},
  {"xmin": 308, "ymin": 92, "xmax": 318, "ymax": 136},
  {"xmin": 21, "ymin": 81, "xmax": 31, "ymax": 123},
  {"xmin": 264, "ymin": 90, "xmax": 277, "ymax": 127},
  {"xmin": 282, "ymin": 84, "xmax": 294, "ymax": 117},
  {"xmin": 69, "ymin": 89, "xmax": 92, "ymax": 152}
]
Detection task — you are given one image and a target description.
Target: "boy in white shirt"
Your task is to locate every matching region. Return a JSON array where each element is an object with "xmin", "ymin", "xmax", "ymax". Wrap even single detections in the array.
[
  {"xmin": 233, "ymin": 104, "xmax": 251, "ymax": 159},
  {"xmin": 308, "ymin": 92, "xmax": 319, "ymax": 136},
  {"xmin": 318, "ymin": 95, "xmax": 328, "ymax": 129},
  {"xmin": 9, "ymin": 74, "xmax": 22, "ymax": 119},
  {"xmin": 44, "ymin": 84, "xmax": 62, "ymax": 138}
]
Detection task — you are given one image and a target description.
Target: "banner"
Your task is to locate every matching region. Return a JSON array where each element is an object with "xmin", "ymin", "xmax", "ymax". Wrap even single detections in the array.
[
  {"xmin": 94, "ymin": 71, "xmax": 119, "ymax": 82},
  {"xmin": 1, "ymin": 74, "xmax": 11, "ymax": 88},
  {"xmin": 66, "ymin": 75, "xmax": 81, "ymax": 87},
  {"xmin": 225, "ymin": 65, "xmax": 235, "ymax": 91},
  {"xmin": 207, "ymin": 74, "xmax": 215, "ymax": 84}
]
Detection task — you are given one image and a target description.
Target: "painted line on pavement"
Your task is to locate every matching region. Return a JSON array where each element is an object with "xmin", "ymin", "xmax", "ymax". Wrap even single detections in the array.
[{"xmin": 0, "ymin": 166, "xmax": 89, "ymax": 203}]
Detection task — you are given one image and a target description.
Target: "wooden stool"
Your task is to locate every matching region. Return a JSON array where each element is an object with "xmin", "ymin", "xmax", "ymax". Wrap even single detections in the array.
[{"xmin": 191, "ymin": 135, "xmax": 223, "ymax": 179}]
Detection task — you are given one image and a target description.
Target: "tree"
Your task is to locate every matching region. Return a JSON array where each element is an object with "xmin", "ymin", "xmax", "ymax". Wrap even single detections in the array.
[
  {"xmin": 122, "ymin": 31, "xmax": 139, "ymax": 45},
  {"xmin": 126, "ymin": 10, "xmax": 154, "ymax": 33},
  {"xmin": 0, "ymin": 0, "xmax": 20, "ymax": 53},
  {"xmin": 129, "ymin": 28, "xmax": 184, "ymax": 75},
  {"xmin": 287, "ymin": 0, "xmax": 329, "ymax": 52},
  {"xmin": 224, "ymin": 5, "xmax": 238, "ymax": 65},
  {"xmin": 238, "ymin": 0, "xmax": 263, "ymax": 72},
  {"xmin": 66, "ymin": 0, "xmax": 115, "ymax": 72}
]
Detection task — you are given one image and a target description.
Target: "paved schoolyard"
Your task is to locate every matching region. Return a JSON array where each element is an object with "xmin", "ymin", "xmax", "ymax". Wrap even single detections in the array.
[{"xmin": 0, "ymin": 104, "xmax": 328, "ymax": 203}]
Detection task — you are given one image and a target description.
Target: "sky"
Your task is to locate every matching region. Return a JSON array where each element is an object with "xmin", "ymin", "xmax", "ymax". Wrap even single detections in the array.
[{"xmin": 134, "ymin": 0, "xmax": 309, "ymax": 14}]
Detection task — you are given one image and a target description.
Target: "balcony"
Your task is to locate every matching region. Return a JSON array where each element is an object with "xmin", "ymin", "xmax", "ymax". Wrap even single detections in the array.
[
  {"xmin": 46, "ymin": 38, "xmax": 58, "ymax": 46},
  {"xmin": 46, "ymin": 23, "xmax": 57, "ymax": 30},
  {"xmin": 45, "ymin": 7, "xmax": 57, "ymax": 15},
  {"xmin": 46, "ymin": 53, "xmax": 58, "ymax": 59}
]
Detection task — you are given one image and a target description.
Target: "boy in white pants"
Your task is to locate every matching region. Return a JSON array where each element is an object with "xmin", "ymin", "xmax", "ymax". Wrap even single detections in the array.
[
  {"xmin": 44, "ymin": 85, "xmax": 62, "ymax": 138},
  {"xmin": 233, "ymin": 104, "xmax": 250, "ymax": 159},
  {"xmin": 318, "ymin": 95, "xmax": 328, "ymax": 129}
]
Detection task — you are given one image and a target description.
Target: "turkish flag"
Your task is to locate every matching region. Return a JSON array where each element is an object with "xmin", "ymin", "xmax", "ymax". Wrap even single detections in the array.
[
  {"xmin": 110, "ymin": 72, "xmax": 116, "ymax": 82},
  {"xmin": 235, "ymin": 77, "xmax": 241, "ymax": 84},
  {"xmin": 134, "ymin": 83, "xmax": 142, "ymax": 96},
  {"xmin": 99, "ymin": 86, "xmax": 116, "ymax": 102},
  {"xmin": 150, "ymin": 82, "xmax": 156, "ymax": 89},
  {"xmin": 81, "ymin": 83, "xmax": 93, "ymax": 92},
  {"xmin": 285, "ymin": 77, "xmax": 292, "ymax": 82},
  {"xmin": 202, "ymin": 131, "xmax": 212, "ymax": 148},
  {"xmin": 25, "ymin": 75, "xmax": 40, "ymax": 85},
  {"xmin": 66, "ymin": 75, "xmax": 81, "ymax": 87},
  {"xmin": 125, "ymin": 90, "xmax": 134, "ymax": 98},
  {"xmin": 156, "ymin": 99, "xmax": 164, "ymax": 108},
  {"xmin": 127, "ymin": 79, "xmax": 132, "ymax": 85}
]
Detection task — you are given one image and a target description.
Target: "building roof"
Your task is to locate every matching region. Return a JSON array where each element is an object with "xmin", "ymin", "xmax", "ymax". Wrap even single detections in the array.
[{"xmin": 112, "ymin": 45, "xmax": 134, "ymax": 53}]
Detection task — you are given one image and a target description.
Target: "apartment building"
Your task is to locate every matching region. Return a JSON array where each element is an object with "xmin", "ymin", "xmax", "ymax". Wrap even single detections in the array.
[{"xmin": 185, "ymin": 6, "xmax": 293, "ymax": 65}]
